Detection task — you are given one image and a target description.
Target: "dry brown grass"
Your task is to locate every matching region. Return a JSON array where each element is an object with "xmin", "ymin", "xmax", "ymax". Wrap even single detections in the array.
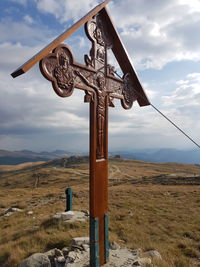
[
  {"xmin": 0, "ymin": 158, "xmax": 200, "ymax": 266},
  {"xmin": 0, "ymin": 161, "xmax": 45, "ymax": 172}
]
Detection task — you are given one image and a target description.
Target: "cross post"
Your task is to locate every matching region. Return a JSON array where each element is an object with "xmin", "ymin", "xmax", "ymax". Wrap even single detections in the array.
[
  {"xmin": 11, "ymin": 2, "xmax": 150, "ymax": 266},
  {"xmin": 39, "ymin": 15, "xmax": 138, "ymax": 264}
]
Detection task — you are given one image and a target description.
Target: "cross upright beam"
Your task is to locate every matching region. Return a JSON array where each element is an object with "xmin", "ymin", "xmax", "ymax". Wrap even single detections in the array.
[{"xmin": 11, "ymin": 2, "xmax": 150, "ymax": 266}]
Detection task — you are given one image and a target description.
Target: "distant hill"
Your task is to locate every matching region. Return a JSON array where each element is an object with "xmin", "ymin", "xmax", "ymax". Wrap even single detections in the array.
[
  {"xmin": 0, "ymin": 148, "xmax": 199, "ymax": 165},
  {"xmin": 0, "ymin": 149, "xmax": 77, "ymax": 165},
  {"xmin": 116, "ymin": 148, "xmax": 200, "ymax": 164}
]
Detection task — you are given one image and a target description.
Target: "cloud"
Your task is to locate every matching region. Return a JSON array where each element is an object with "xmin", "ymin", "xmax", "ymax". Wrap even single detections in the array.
[
  {"xmin": 7, "ymin": 0, "xmax": 200, "ymax": 70},
  {"xmin": 35, "ymin": 0, "xmax": 100, "ymax": 23},
  {"xmin": 179, "ymin": 0, "xmax": 200, "ymax": 13},
  {"xmin": 0, "ymin": 18, "xmax": 53, "ymax": 46},
  {"xmin": 0, "ymin": 7, "xmax": 93, "ymax": 147},
  {"xmin": 108, "ymin": 0, "xmax": 200, "ymax": 70},
  {"xmin": 108, "ymin": 71, "xmax": 200, "ymax": 149},
  {"xmin": 1, "ymin": 65, "xmax": 199, "ymax": 151},
  {"xmin": 23, "ymin": 15, "xmax": 34, "ymax": 24},
  {"xmin": 0, "ymin": 75, "xmax": 89, "ymax": 131},
  {"xmin": 163, "ymin": 73, "xmax": 200, "ymax": 108},
  {"xmin": 0, "ymin": 42, "xmax": 43, "ymax": 74},
  {"xmin": 1, "ymin": 0, "xmax": 200, "ymax": 151}
]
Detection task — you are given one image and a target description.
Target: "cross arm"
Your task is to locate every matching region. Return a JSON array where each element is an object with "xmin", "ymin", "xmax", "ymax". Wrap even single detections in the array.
[
  {"xmin": 11, "ymin": 1, "xmax": 109, "ymax": 78},
  {"xmin": 39, "ymin": 43, "xmax": 140, "ymax": 110},
  {"xmin": 39, "ymin": 44, "xmax": 98, "ymax": 98}
]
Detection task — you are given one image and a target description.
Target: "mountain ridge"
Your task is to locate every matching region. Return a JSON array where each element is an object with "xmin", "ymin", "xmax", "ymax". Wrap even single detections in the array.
[
  {"xmin": 116, "ymin": 148, "xmax": 200, "ymax": 164},
  {"xmin": 0, "ymin": 148, "xmax": 199, "ymax": 165}
]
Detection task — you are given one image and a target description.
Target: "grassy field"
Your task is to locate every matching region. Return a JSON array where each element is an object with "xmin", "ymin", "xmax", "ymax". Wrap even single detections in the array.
[{"xmin": 0, "ymin": 158, "xmax": 200, "ymax": 266}]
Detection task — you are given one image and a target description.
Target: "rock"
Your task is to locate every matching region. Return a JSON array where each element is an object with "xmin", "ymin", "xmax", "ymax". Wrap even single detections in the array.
[
  {"xmin": 110, "ymin": 241, "xmax": 121, "ymax": 250},
  {"xmin": 82, "ymin": 244, "xmax": 89, "ymax": 252},
  {"xmin": 71, "ymin": 244, "xmax": 83, "ymax": 251},
  {"xmin": 67, "ymin": 251, "xmax": 77, "ymax": 262},
  {"xmin": 72, "ymin": 237, "xmax": 89, "ymax": 246},
  {"xmin": 144, "ymin": 250, "xmax": 162, "ymax": 260},
  {"xmin": 11, "ymin": 207, "xmax": 23, "ymax": 212},
  {"xmin": 62, "ymin": 247, "xmax": 69, "ymax": 258},
  {"xmin": 54, "ymin": 248, "xmax": 63, "ymax": 257},
  {"xmin": 27, "ymin": 211, "xmax": 33, "ymax": 215},
  {"xmin": 128, "ymin": 211, "xmax": 133, "ymax": 216},
  {"xmin": 53, "ymin": 211, "xmax": 88, "ymax": 223},
  {"xmin": 61, "ymin": 211, "xmax": 75, "ymax": 221},
  {"xmin": 44, "ymin": 248, "xmax": 63, "ymax": 264},
  {"xmin": 133, "ymin": 257, "xmax": 152, "ymax": 266},
  {"xmin": 57, "ymin": 256, "xmax": 66, "ymax": 263},
  {"xmin": 4, "ymin": 212, "xmax": 12, "ymax": 217},
  {"xmin": 44, "ymin": 249, "xmax": 55, "ymax": 257},
  {"xmin": 44, "ymin": 249, "xmax": 56, "ymax": 264},
  {"xmin": 131, "ymin": 249, "xmax": 142, "ymax": 257},
  {"xmin": 53, "ymin": 213, "xmax": 62, "ymax": 219},
  {"xmin": 140, "ymin": 257, "xmax": 152, "ymax": 265},
  {"xmin": 18, "ymin": 253, "xmax": 51, "ymax": 267},
  {"xmin": 2, "ymin": 207, "xmax": 23, "ymax": 216},
  {"xmin": 67, "ymin": 250, "xmax": 89, "ymax": 264}
]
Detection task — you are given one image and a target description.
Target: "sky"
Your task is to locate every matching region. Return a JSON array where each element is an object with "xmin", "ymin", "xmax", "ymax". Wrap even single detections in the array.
[{"xmin": 0, "ymin": 0, "xmax": 200, "ymax": 152}]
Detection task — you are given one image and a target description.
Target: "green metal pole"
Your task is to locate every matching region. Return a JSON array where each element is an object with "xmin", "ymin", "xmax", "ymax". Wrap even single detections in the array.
[
  {"xmin": 65, "ymin": 188, "xmax": 72, "ymax": 211},
  {"xmin": 90, "ymin": 217, "xmax": 100, "ymax": 267},
  {"xmin": 104, "ymin": 213, "xmax": 109, "ymax": 262}
]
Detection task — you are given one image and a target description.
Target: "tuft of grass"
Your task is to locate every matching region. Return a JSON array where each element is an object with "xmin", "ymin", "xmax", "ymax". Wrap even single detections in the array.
[{"xmin": 0, "ymin": 251, "xmax": 10, "ymax": 266}]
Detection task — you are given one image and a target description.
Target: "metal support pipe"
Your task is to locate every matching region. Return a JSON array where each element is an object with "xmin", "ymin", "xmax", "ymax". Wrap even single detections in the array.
[
  {"xmin": 65, "ymin": 188, "xmax": 72, "ymax": 211},
  {"xmin": 104, "ymin": 213, "xmax": 109, "ymax": 261},
  {"xmin": 90, "ymin": 217, "xmax": 100, "ymax": 267}
]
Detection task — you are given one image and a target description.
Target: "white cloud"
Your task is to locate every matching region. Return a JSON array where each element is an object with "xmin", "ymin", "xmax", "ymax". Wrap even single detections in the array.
[
  {"xmin": 107, "ymin": 70, "xmax": 200, "ymax": 149},
  {"xmin": 108, "ymin": 0, "xmax": 200, "ymax": 69},
  {"xmin": 163, "ymin": 73, "xmax": 200, "ymax": 107},
  {"xmin": 8, "ymin": 0, "xmax": 200, "ymax": 70},
  {"xmin": 35, "ymin": 0, "xmax": 99, "ymax": 23},
  {"xmin": 23, "ymin": 15, "xmax": 34, "ymax": 24},
  {"xmin": 1, "ymin": 0, "xmax": 200, "ymax": 151},
  {"xmin": 0, "ymin": 42, "xmax": 43, "ymax": 74},
  {"xmin": 0, "ymin": 73, "xmax": 89, "ymax": 134},
  {"xmin": 0, "ymin": 19, "xmax": 52, "ymax": 46},
  {"xmin": 179, "ymin": 0, "xmax": 200, "ymax": 13}
]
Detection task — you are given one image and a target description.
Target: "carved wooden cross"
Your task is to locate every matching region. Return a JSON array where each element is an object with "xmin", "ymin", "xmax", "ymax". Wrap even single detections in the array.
[{"xmin": 11, "ymin": 1, "xmax": 150, "ymax": 266}]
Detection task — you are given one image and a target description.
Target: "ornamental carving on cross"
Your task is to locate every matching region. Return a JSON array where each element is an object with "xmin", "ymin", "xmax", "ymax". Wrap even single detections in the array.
[
  {"xmin": 11, "ymin": 2, "xmax": 150, "ymax": 265},
  {"xmin": 39, "ymin": 14, "xmax": 137, "ymax": 159}
]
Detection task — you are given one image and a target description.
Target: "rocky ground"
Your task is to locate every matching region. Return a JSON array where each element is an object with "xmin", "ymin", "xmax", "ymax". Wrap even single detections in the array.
[
  {"xmin": 16, "ymin": 211, "xmax": 161, "ymax": 266},
  {"xmin": 18, "ymin": 237, "xmax": 162, "ymax": 267}
]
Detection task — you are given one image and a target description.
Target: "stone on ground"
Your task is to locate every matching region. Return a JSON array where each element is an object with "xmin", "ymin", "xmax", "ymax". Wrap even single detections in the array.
[
  {"xmin": 144, "ymin": 250, "xmax": 162, "ymax": 260},
  {"xmin": 53, "ymin": 211, "xmax": 88, "ymax": 223},
  {"xmin": 1, "ymin": 207, "xmax": 23, "ymax": 217},
  {"xmin": 72, "ymin": 237, "xmax": 89, "ymax": 246},
  {"xmin": 18, "ymin": 253, "xmax": 51, "ymax": 267}
]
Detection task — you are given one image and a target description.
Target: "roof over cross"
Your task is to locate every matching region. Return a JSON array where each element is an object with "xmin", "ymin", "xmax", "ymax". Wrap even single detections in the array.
[{"xmin": 11, "ymin": 1, "xmax": 150, "ymax": 266}]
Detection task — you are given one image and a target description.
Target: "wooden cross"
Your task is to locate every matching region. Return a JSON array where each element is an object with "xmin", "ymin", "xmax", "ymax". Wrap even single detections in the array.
[{"xmin": 11, "ymin": 1, "xmax": 150, "ymax": 266}]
